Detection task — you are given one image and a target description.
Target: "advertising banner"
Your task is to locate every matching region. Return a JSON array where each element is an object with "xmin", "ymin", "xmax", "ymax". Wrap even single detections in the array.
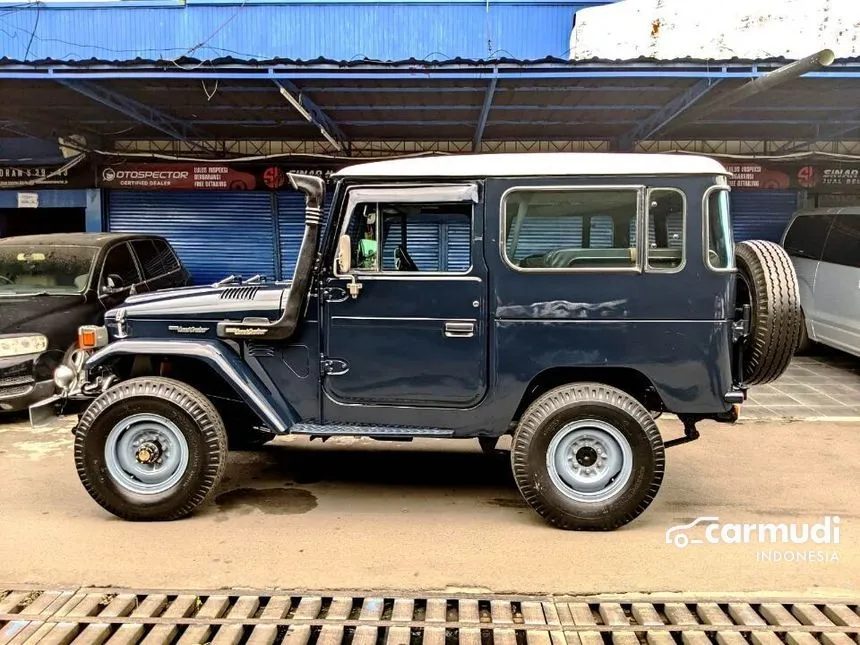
[
  {"xmin": 725, "ymin": 162, "xmax": 860, "ymax": 193},
  {"xmin": 0, "ymin": 162, "xmax": 92, "ymax": 189},
  {"xmin": 99, "ymin": 161, "xmax": 350, "ymax": 191}
]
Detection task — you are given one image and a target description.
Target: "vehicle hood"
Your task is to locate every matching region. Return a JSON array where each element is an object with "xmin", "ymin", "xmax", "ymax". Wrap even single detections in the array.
[
  {"xmin": 107, "ymin": 283, "xmax": 289, "ymax": 322},
  {"xmin": 0, "ymin": 293, "xmax": 86, "ymax": 335}
]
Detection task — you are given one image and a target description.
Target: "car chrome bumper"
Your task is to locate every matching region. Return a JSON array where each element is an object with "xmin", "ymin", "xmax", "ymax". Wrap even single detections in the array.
[{"xmin": 0, "ymin": 378, "xmax": 55, "ymax": 413}]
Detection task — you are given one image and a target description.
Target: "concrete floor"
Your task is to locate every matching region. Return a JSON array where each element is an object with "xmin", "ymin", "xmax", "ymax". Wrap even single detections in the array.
[{"xmin": 0, "ymin": 414, "xmax": 857, "ymax": 597}]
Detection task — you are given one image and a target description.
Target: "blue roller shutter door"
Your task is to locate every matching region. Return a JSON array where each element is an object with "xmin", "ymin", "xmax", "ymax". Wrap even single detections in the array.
[
  {"xmin": 730, "ymin": 191, "xmax": 799, "ymax": 243},
  {"xmin": 108, "ymin": 191, "xmax": 277, "ymax": 285}
]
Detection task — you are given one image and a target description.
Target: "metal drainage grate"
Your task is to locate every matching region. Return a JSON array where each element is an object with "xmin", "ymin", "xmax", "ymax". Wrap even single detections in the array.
[{"xmin": 0, "ymin": 589, "xmax": 858, "ymax": 645}]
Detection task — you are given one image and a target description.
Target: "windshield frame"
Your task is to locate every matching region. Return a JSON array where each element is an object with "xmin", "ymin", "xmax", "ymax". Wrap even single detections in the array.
[{"xmin": 0, "ymin": 243, "xmax": 99, "ymax": 296}]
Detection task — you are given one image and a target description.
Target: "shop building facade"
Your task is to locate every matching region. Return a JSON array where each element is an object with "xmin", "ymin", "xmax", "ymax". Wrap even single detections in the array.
[{"xmin": 1, "ymin": 0, "xmax": 858, "ymax": 284}]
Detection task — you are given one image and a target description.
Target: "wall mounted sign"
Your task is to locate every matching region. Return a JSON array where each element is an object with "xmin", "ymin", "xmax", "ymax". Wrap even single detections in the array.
[
  {"xmin": 99, "ymin": 160, "xmax": 351, "ymax": 191},
  {"xmin": 0, "ymin": 162, "xmax": 91, "ymax": 189},
  {"xmin": 16, "ymin": 192, "xmax": 39, "ymax": 208}
]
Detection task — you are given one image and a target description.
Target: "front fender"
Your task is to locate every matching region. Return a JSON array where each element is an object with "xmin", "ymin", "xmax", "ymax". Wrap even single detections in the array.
[{"xmin": 85, "ymin": 339, "xmax": 297, "ymax": 433}]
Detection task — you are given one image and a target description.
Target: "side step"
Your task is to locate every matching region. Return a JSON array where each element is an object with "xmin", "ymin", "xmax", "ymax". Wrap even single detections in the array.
[{"xmin": 290, "ymin": 423, "xmax": 453, "ymax": 439}]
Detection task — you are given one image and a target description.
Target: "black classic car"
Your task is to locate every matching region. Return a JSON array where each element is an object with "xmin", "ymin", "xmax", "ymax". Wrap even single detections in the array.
[{"xmin": 0, "ymin": 233, "xmax": 189, "ymax": 412}]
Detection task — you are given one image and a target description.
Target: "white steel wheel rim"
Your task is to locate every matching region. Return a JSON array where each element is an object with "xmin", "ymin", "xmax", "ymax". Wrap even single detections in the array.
[
  {"xmin": 546, "ymin": 419, "xmax": 634, "ymax": 503},
  {"xmin": 104, "ymin": 413, "xmax": 190, "ymax": 495}
]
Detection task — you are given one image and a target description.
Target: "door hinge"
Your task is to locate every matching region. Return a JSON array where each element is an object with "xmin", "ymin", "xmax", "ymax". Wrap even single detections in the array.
[
  {"xmin": 321, "ymin": 358, "xmax": 350, "ymax": 375},
  {"xmin": 322, "ymin": 286, "xmax": 348, "ymax": 303}
]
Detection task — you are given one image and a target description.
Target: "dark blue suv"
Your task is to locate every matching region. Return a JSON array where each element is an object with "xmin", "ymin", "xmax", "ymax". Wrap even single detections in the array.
[{"xmin": 34, "ymin": 154, "xmax": 801, "ymax": 530}]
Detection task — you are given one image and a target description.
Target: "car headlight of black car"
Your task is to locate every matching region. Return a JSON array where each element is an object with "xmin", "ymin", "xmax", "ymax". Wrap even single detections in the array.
[{"xmin": 0, "ymin": 334, "xmax": 48, "ymax": 358}]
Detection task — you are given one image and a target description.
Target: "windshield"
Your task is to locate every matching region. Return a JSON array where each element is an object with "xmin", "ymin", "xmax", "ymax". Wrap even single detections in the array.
[{"xmin": 0, "ymin": 244, "xmax": 97, "ymax": 294}]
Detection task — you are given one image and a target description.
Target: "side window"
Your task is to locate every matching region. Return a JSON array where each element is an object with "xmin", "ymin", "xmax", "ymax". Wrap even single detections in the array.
[
  {"xmin": 705, "ymin": 188, "xmax": 734, "ymax": 270},
  {"xmin": 646, "ymin": 189, "xmax": 685, "ymax": 271},
  {"xmin": 784, "ymin": 214, "xmax": 835, "ymax": 261},
  {"xmin": 346, "ymin": 202, "xmax": 472, "ymax": 273},
  {"xmin": 101, "ymin": 243, "xmax": 139, "ymax": 288},
  {"xmin": 821, "ymin": 213, "xmax": 860, "ymax": 269},
  {"xmin": 502, "ymin": 188, "xmax": 640, "ymax": 270},
  {"xmin": 130, "ymin": 240, "xmax": 164, "ymax": 280},
  {"xmin": 153, "ymin": 239, "xmax": 181, "ymax": 273}
]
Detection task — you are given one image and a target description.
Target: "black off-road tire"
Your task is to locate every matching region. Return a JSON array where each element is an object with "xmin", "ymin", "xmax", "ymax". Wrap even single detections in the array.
[
  {"xmin": 735, "ymin": 240, "xmax": 801, "ymax": 385},
  {"xmin": 511, "ymin": 383, "xmax": 665, "ymax": 531},
  {"xmin": 74, "ymin": 377, "xmax": 228, "ymax": 521}
]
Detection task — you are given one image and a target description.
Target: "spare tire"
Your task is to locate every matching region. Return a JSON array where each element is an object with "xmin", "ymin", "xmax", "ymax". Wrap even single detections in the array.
[{"xmin": 735, "ymin": 240, "xmax": 801, "ymax": 385}]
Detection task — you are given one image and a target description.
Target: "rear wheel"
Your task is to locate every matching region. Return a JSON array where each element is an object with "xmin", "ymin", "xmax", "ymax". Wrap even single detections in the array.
[
  {"xmin": 511, "ymin": 383, "xmax": 665, "ymax": 531},
  {"xmin": 735, "ymin": 240, "xmax": 801, "ymax": 385},
  {"xmin": 74, "ymin": 377, "xmax": 228, "ymax": 521}
]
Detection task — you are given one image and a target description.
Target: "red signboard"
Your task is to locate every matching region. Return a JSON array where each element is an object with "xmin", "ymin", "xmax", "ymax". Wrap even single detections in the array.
[
  {"xmin": 100, "ymin": 164, "xmax": 259, "ymax": 190},
  {"xmin": 99, "ymin": 162, "xmax": 348, "ymax": 191},
  {"xmin": 725, "ymin": 164, "xmax": 792, "ymax": 190},
  {"xmin": 725, "ymin": 162, "xmax": 860, "ymax": 193}
]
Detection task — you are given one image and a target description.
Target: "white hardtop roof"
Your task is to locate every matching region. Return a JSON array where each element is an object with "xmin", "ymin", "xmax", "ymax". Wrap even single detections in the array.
[{"xmin": 334, "ymin": 153, "xmax": 729, "ymax": 179}]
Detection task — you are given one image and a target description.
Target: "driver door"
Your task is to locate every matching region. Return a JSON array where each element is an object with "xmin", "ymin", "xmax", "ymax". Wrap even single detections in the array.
[{"xmin": 321, "ymin": 184, "xmax": 488, "ymax": 423}]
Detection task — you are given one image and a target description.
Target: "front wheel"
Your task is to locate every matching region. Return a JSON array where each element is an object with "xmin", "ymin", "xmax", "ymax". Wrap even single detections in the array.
[
  {"xmin": 74, "ymin": 377, "xmax": 228, "ymax": 521},
  {"xmin": 511, "ymin": 383, "xmax": 665, "ymax": 530}
]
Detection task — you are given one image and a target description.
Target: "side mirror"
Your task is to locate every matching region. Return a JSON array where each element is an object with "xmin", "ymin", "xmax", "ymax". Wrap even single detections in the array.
[
  {"xmin": 335, "ymin": 234, "xmax": 363, "ymax": 299},
  {"xmin": 336, "ymin": 234, "xmax": 352, "ymax": 274},
  {"xmin": 103, "ymin": 274, "xmax": 125, "ymax": 294}
]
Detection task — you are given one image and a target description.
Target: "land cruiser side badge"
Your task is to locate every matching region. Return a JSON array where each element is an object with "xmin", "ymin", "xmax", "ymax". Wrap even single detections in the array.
[
  {"xmin": 168, "ymin": 325, "xmax": 210, "ymax": 334},
  {"xmin": 223, "ymin": 327, "xmax": 268, "ymax": 336}
]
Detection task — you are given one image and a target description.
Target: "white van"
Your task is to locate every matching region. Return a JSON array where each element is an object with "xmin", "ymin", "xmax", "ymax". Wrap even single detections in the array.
[{"xmin": 781, "ymin": 207, "xmax": 860, "ymax": 357}]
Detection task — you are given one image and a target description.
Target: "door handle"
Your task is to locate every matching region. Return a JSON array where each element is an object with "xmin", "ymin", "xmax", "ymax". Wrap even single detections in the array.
[{"xmin": 444, "ymin": 321, "xmax": 475, "ymax": 338}]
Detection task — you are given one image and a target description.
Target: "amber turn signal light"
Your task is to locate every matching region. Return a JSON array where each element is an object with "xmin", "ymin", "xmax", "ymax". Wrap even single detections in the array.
[{"xmin": 77, "ymin": 325, "xmax": 109, "ymax": 350}]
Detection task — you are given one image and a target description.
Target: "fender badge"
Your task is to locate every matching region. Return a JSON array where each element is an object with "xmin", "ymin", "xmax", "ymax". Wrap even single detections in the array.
[
  {"xmin": 168, "ymin": 325, "xmax": 210, "ymax": 334},
  {"xmin": 223, "ymin": 327, "xmax": 268, "ymax": 336}
]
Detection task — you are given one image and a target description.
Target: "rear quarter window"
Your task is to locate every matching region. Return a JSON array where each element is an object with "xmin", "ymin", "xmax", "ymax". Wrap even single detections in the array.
[
  {"xmin": 821, "ymin": 213, "xmax": 860, "ymax": 269},
  {"xmin": 783, "ymin": 213, "xmax": 835, "ymax": 261}
]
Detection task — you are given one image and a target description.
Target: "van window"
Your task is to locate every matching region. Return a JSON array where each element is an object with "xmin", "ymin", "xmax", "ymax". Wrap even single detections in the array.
[
  {"xmin": 783, "ymin": 213, "xmax": 835, "ymax": 261},
  {"xmin": 706, "ymin": 188, "xmax": 734, "ymax": 270},
  {"xmin": 503, "ymin": 188, "xmax": 640, "ymax": 270},
  {"xmin": 646, "ymin": 189, "xmax": 685, "ymax": 271},
  {"xmin": 821, "ymin": 213, "xmax": 860, "ymax": 269}
]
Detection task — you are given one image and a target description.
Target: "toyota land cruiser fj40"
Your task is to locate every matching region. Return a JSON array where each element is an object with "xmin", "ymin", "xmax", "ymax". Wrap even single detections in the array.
[{"xmin": 34, "ymin": 153, "xmax": 801, "ymax": 530}]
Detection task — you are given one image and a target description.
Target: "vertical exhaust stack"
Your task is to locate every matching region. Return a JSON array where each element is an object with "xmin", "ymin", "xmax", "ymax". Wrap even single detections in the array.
[{"xmin": 217, "ymin": 173, "xmax": 326, "ymax": 341}]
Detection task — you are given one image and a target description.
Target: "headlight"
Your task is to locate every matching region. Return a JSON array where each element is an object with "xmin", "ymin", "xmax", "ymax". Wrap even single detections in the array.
[{"xmin": 0, "ymin": 334, "xmax": 48, "ymax": 358}]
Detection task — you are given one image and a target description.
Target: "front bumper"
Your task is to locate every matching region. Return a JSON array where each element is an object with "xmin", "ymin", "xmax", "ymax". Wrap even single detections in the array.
[{"xmin": 0, "ymin": 376, "xmax": 55, "ymax": 412}]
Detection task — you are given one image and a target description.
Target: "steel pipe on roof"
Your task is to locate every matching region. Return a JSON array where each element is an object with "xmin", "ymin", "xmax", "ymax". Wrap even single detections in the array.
[{"xmin": 662, "ymin": 49, "xmax": 836, "ymax": 132}]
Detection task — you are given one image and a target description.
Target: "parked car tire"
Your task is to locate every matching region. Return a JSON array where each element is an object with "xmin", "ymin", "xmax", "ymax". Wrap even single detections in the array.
[
  {"xmin": 735, "ymin": 240, "xmax": 802, "ymax": 385},
  {"xmin": 73, "ymin": 376, "xmax": 228, "ymax": 521},
  {"xmin": 511, "ymin": 383, "xmax": 665, "ymax": 531},
  {"xmin": 795, "ymin": 309, "xmax": 814, "ymax": 355}
]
